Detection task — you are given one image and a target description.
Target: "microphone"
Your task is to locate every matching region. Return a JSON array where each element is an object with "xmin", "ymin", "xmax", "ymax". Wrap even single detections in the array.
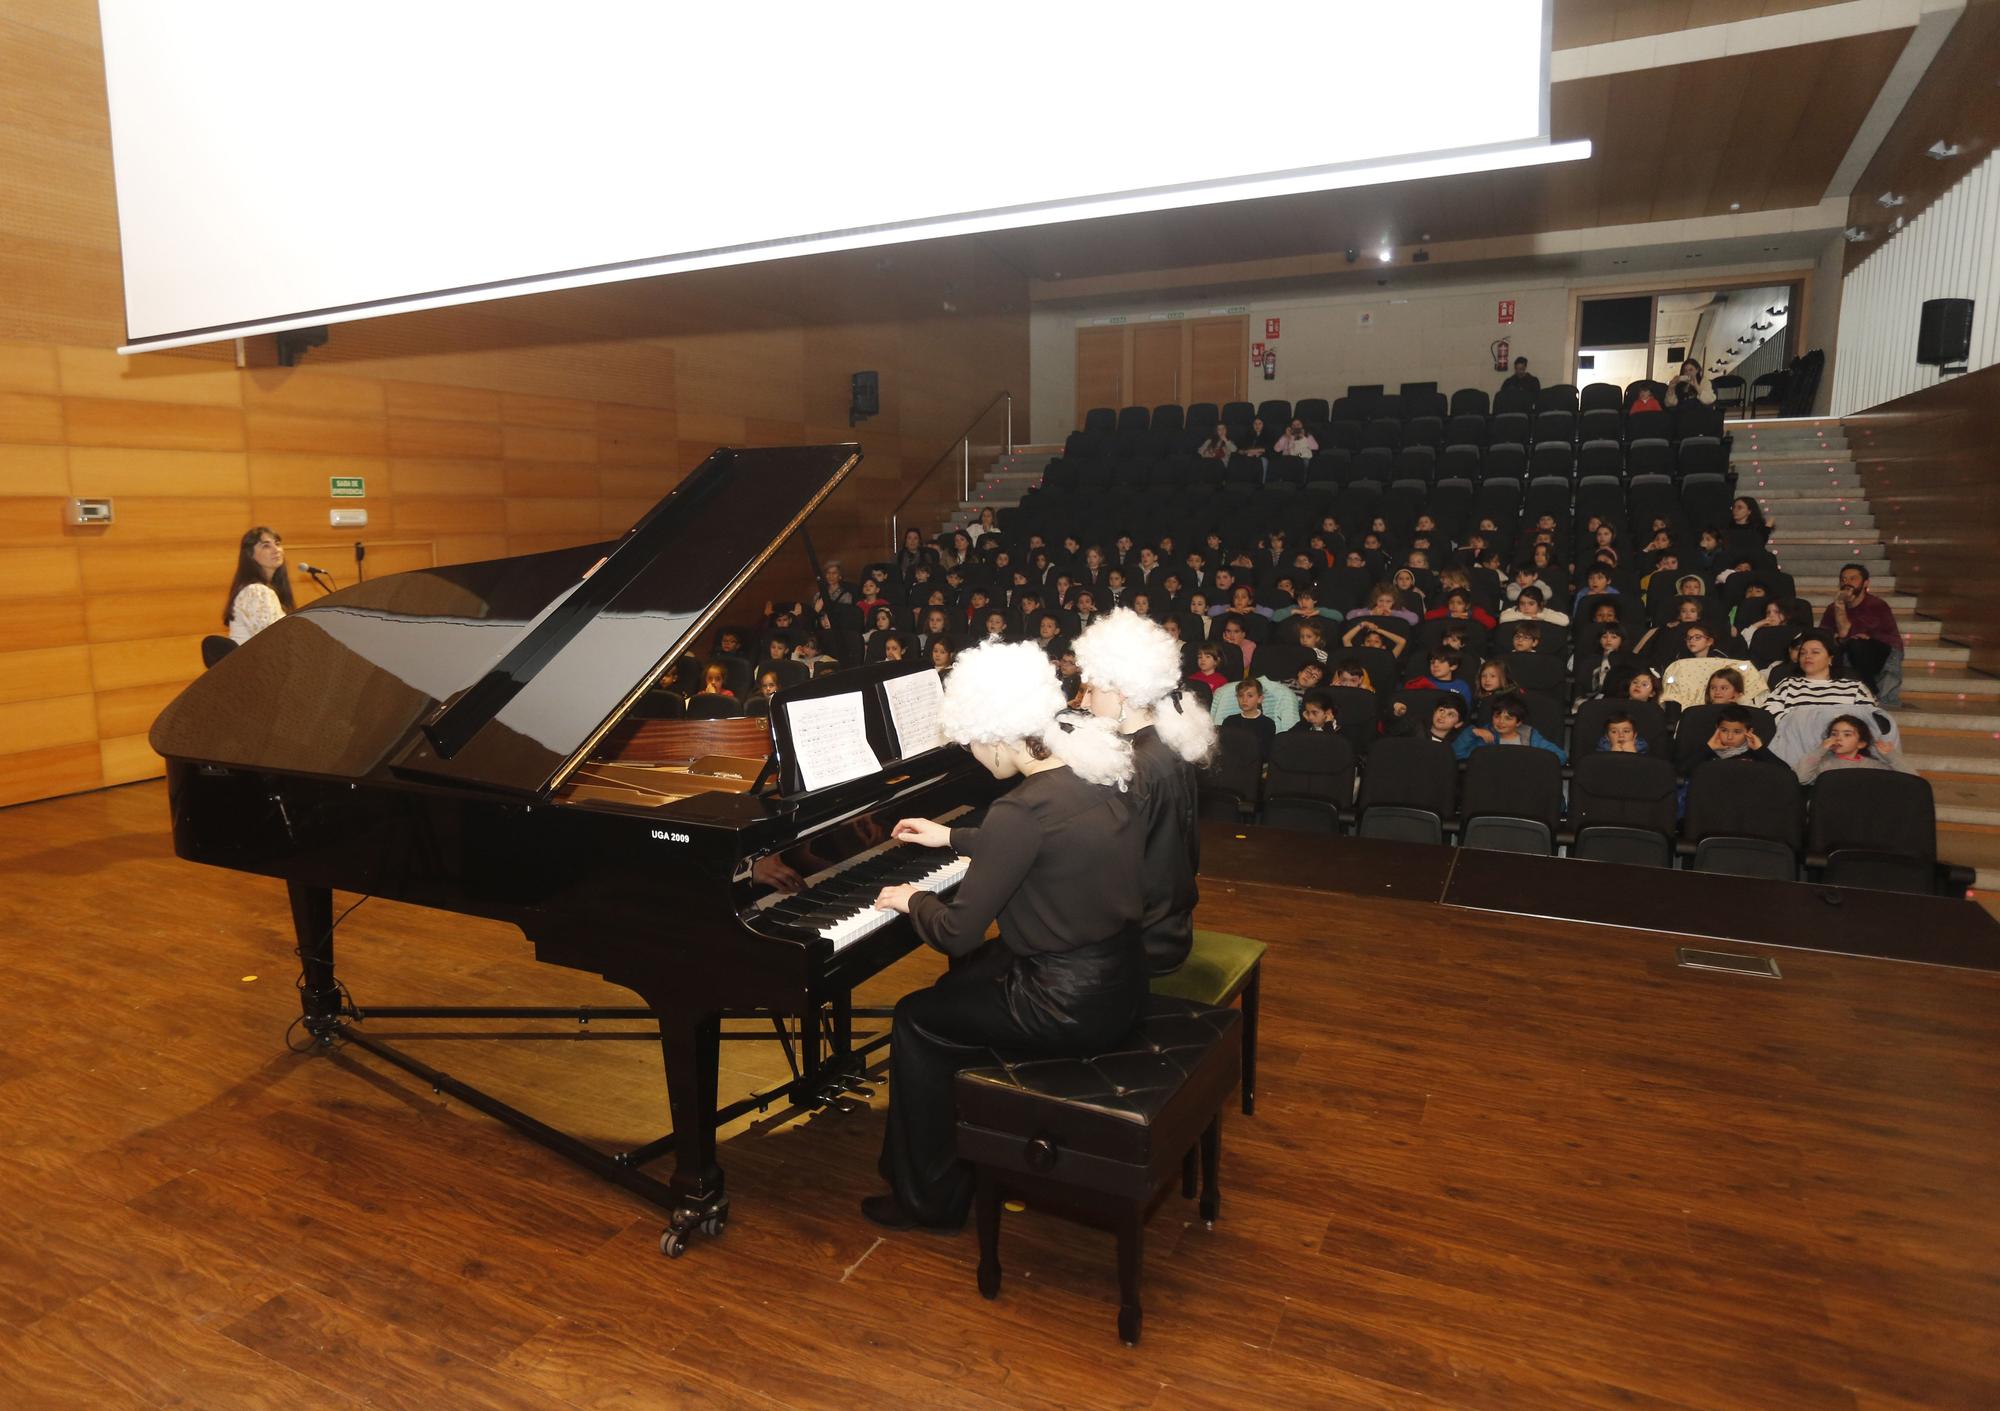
[{"xmin": 295, "ymin": 562, "xmax": 332, "ymax": 577}]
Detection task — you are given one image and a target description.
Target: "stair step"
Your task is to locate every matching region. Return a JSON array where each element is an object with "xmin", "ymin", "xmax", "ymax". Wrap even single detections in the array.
[
  {"xmin": 1907, "ymin": 752, "xmax": 2000, "ymax": 776},
  {"xmin": 1894, "ymin": 699, "xmax": 2000, "ymax": 723},
  {"xmin": 1904, "ymin": 643, "xmax": 1972, "ymax": 665},
  {"xmin": 1936, "ymin": 803, "xmax": 2000, "ymax": 827}
]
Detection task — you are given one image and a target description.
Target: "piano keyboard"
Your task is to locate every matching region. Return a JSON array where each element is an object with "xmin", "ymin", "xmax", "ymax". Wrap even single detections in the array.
[{"xmin": 754, "ymin": 833, "xmax": 971, "ymax": 950}]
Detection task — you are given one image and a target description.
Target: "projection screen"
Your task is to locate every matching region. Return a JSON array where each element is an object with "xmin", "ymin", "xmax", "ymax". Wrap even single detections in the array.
[{"xmin": 97, "ymin": 0, "xmax": 1582, "ymax": 352}]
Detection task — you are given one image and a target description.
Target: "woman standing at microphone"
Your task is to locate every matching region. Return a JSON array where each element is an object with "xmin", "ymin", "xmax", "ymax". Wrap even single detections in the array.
[
  {"xmin": 864, "ymin": 641, "xmax": 1144, "ymax": 1232},
  {"xmin": 223, "ymin": 525, "xmax": 295, "ymax": 644}
]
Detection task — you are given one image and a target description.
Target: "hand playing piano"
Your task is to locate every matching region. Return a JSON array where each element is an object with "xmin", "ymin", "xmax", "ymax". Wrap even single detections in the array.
[
  {"xmin": 874, "ymin": 883, "xmax": 919, "ymax": 914},
  {"xmin": 891, "ymin": 817, "xmax": 950, "ymax": 849}
]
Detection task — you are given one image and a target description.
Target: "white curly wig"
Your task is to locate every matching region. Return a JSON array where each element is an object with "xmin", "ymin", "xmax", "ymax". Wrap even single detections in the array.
[
  {"xmin": 939, "ymin": 641, "xmax": 1134, "ymax": 789},
  {"xmin": 1074, "ymin": 609, "xmax": 1217, "ymax": 766}
]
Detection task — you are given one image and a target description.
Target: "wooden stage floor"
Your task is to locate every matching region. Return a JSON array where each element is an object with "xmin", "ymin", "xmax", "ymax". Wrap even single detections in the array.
[{"xmin": 1, "ymin": 780, "xmax": 1996, "ymax": 1410}]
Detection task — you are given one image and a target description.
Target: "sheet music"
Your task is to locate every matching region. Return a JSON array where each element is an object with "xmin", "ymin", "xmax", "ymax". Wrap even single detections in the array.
[
  {"xmin": 784, "ymin": 691, "xmax": 881, "ymax": 793},
  {"xmin": 882, "ymin": 669, "xmax": 945, "ymax": 758}
]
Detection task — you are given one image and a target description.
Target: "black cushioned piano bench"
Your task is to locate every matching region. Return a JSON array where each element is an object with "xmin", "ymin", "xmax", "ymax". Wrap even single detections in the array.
[{"xmin": 953, "ymin": 996, "xmax": 1242, "ymax": 1345}]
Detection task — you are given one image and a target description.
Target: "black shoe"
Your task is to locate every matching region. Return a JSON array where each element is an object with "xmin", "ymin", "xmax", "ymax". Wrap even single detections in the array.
[{"xmin": 860, "ymin": 1193, "xmax": 965, "ymax": 1234}]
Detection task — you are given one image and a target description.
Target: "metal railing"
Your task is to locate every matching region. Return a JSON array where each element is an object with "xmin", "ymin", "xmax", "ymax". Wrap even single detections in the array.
[{"xmin": 887, "ymin": 391, "xmax": 1013, "ymax": 554}]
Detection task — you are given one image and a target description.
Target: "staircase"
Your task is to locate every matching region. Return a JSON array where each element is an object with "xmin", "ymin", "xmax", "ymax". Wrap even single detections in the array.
[
  {"xmin": 1735, "ymin": 417, "xmax": 2000, "ymax": 899},
  {"xmin": 940, "ymin": 446, "xmax": 1059, "ymax": 534}
]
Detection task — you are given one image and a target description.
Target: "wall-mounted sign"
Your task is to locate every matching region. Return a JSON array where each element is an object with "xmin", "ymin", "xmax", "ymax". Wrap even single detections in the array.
[
  {"xmin": 330, "ymin": 475, "xmax": 366, "ymax": 498},
  {"xmin": 1497, "ymin": 299, "xmax": 1516, "ymax": 325},
  {"xmin": 1251, "ymin": 342, "xmax": 1266, "ymax": 363},
  {"xmin": 1264, "ymin": 317, "xmax": 1281, "ymax": 339}
]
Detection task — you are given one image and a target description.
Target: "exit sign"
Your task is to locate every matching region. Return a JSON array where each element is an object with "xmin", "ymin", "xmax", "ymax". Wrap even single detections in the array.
[{"xmin": 329, "ymin": 476, "xmax": 366, "ymax": 498}]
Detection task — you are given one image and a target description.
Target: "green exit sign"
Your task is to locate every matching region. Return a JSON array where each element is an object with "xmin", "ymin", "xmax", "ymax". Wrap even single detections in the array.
[{"xmin": 329, "ymin": 476, "xmax": 366, "ymax": 498}]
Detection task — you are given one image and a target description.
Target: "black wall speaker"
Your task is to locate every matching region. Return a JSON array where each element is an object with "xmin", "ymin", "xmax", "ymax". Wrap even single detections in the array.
[
  {"xmin": 849, "ymin": 370, "xmax": 880, "ymax": 426},
  {"xmin": 1666, "ymin": 345, "xmax": 1685, "ymax": 364},
  {"xmin": 1917, "ymin": 298, "xmax": 1974, "ymax": 367}
]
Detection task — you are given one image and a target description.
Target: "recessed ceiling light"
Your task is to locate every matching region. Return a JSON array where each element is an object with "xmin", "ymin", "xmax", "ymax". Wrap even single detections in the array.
[
  {"xmin": 1877, "ymin": 191, "xmax": 1906, "ymax": 208},
  {"xmin": 1926, "ymin": 140, "xmax": 1962, "ymax": 160},
  {"xmin": 1377, "ymin": 247, "xmax": 1394, "ymax": 263},
  {"xmin": 1842, "ymin": 226, "xmax": 1870, "ymax": 242}
]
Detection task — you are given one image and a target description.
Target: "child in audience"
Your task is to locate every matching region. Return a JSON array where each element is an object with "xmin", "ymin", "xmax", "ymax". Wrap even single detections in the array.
[
  {"xmin": 1620, "ymin": 668, "xmax": 1663, "ymax": 704},
  {"xmin": 1188, "ymin": 646, "xmax": 1228, "ymax": 694},
  {"xmin": 1684, "ymin": 704, "xmax": 1780, "ymax": 767},
  {"xmin": 1222, "ymin": 679, "xmax": 1277, "ymax": 758},
  {"xmin": 1499, "ymin": 585, "xmax": 1569, "ymax": 628},
  {"xmin": 1476, "ymin": 659, "xmax": 1516, "ymax": 703},
  {"xmin": 1599, "ymin": 710, "xmax": 1649, "ymax": 755},
  {"xmin": 1330, "ymin": 657, "xmax": 1373, "ymax": 692},
  {"xmin": 1404, "ymin": 649, "xmax": 1473, "ymax": 707},
  {"xmin": 1454, "ymin": 693, "xmax": 1566, "ymax": 761},
  {"xmin": 1705, "ymin": 667, "xmax": 1745, "ymax": 704},
  {"xmin": 1794, "ymin": 714, "xmax": 1913, "ymax": 783},
  {"xmin": 1293, "ymin": 690, "xmax": 1339, "ymax": 733},
  {"xmin": 1508, "ymin": 623, "xmax": 1544, "ymax": 656},
  {"xmin": 1294, "ymin": 620, "xmax": 1329, "ymax": 664},
  {"xmin": 1575, "ymin": 623, "xmax": 1630, "ymax": 705}
]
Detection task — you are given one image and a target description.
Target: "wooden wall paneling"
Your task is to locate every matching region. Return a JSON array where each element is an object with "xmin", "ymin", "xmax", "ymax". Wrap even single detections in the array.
[
  {"xmin": 78, "ymin": 542, "xmax": 240, "ymax": 596},
  {"xmin": 97, "ymin": 732, "xmax": 161, "ymax": 786},
  {"xmin": 355, "ymin": 541, "xmax": 437, "ymax": 580},
  {"xmin": 0, "ymin": 691, "xmax": 99, "ymax": 750},
  {"xmin": 1129, "ymin": 322, "xmax": 1184, "ymax": 407},
  {"xmin": 0, "ymin": 597, "xmax": 87, "ymax": 650},
  {"xmin": 386, "ymin": 417, "xmax": 503, "ymax": 460},
  {"xmin": 243, "ymin": 411, "xmax": 388, "ymax": 458},
  {"xmin": 56, "ymin": 346, "xmax": 241, "ymax": 406},
  {"xmin": 239, "ymin": 367, "xmax": 387, "ymax": 420},
  {"xmin": 246, "ymin": 453, "xmax": 389, "ymax": 500},
  {"xmin": 390, "ymin": 496, "xmax": 505, "ymax": 536},
  {"xmin": 0, "ymin": 741, "xmax": 100, "ymax": 807},
  {"xmin": 61, "ymin": 398, "xmax": 244, "ymax": 452},
  {"xmin": 0, "ymin": 643, "xmax": 91, "ymax": 704},
  {"xmin": 87, "ymin": 634, "xmax": 207, "ymax": 692},
  {"xmin": 0, "ymin": 441, "xmax": 69, "ymax": 492},
  {"xmin": 0, "ymin": 391, "xmax": 64, "ymax": 442},
  {"xmin": 0, "ymin": 545, "xmax": 81, "ymax": 596},
  {"xmin": 1074, "ymin": 326, "xmax": 1127, "ymax": 425},
  {"xmin": 66, "ymin": 447, "xmax": 250, "ymax": 497},
  {"xmin": 429, "ymin": 534, "xmax": 509, "ymax": 568},
  {"xmin": 0, "ymin": 494, "xmax": 66, "ymax": 544},
  {"xmin": 0, "ymin": 341, "xmax": 61, "ymax": 392},
  {"xmin": 94, "ymin": 496, "xmax": 253, "ymax": 542},
  {"xmin": 387, "ymin": 457, "xmax": 504, "ymax": 497},
  {"xmin": 84, "ymin": 590, "xmax": 224, "ymax": 645},
  {"xmin": 501, "ymin": 462, "xmax": 599, "ymax": 498},
  {"xmin": 1551, "ymin": 0, "xmax": 1850, "ymax": 49},
  {"xmin": 92, "ymin": 679, "xmax": 183, "ymax": 738},
  {"xmin": 1852, "ymin": 361, "xmax": 2000, "ymax": 674}
]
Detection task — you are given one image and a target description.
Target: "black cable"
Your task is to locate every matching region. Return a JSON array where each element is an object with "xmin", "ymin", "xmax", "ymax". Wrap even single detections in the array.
[{"xmin": 283, "ymin": 893, "xmax": 370, "ymax": 1053}]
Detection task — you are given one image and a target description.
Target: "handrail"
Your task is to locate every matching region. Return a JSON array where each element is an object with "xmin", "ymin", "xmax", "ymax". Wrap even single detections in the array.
[{"xmin": 887, "ymin": 390, "xmax": 1014, "ymax": 554}]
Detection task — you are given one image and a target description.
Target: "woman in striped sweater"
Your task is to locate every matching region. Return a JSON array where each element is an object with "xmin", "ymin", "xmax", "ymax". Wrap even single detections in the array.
[{"xmin": 1763, "ymin": 632, "xmax": 1876, "ymax": 718}]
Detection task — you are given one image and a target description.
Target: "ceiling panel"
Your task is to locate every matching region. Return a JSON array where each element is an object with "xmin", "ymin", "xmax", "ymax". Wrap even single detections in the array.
[
  {"xmin": 1552, "ymin": 0, "xmax": 1854, "ymax": 50},
  {"xmin": 977, "ymin": 31, "xmax": 1908, "ymax": 290}
]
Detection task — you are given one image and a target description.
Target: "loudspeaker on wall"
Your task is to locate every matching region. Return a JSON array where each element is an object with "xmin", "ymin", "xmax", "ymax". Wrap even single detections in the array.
[{"xmin": 1917, "ymin": 298, "xmax": 1973, "ymax": 368}]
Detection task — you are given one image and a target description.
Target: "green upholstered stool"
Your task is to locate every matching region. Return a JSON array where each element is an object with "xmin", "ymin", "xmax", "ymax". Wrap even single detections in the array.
[{"xmin": 1151, "ymin": 929, "xmax": 1263, "ymax": 1116}]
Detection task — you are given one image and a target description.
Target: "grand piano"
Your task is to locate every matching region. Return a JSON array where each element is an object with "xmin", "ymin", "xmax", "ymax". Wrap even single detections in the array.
[{"xmin": 149, "ymin": 445, "xmax": 990, "ymax": 1256}]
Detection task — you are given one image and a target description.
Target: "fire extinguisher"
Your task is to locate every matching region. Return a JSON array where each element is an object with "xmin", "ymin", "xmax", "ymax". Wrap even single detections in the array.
[
  {"xmin": 1491, "ymin": 338, "xmax": 1510, "ymax": 372},
  {"xmin": 1262, "ymin": 350, "xmax": 1277, "ymax": 381}
]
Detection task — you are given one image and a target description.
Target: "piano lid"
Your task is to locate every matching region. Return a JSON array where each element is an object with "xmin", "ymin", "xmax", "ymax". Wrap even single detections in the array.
[{"xmin": 150, "ymin": 444, "xmax": 861, "ymax": 796}]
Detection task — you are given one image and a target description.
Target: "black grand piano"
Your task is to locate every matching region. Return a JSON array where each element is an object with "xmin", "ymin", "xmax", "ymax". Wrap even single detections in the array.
[{"xmin": 149, "ymin": 445, "xmax": 990, "ymax": 1256}]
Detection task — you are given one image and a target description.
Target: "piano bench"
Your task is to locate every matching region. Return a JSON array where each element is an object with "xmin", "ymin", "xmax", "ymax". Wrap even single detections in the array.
[
  {"xmin": 1151, "ymin": 928, "xmax": 1265, "ymax": 1116},
  {"xmin": 953, "ymin": 996, "xmax": 1242, "ymax": 1346}
]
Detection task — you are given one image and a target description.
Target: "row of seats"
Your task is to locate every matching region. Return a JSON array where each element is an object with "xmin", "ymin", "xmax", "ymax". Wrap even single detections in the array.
[
  {"xmin": 1044, "ymin": 436, "xmax": 1732, "ymax": 492},
  {"xmin": 1083, "ymin": 379, "xmax": 1695, "ymax": 437},
  {"xmin": 1015, "ymin": 472, "xmax": 1740, "ymax": 545},
  {"xmin": 1200, "ymin": 728, "xmax": 1965, "ymax": 896}
]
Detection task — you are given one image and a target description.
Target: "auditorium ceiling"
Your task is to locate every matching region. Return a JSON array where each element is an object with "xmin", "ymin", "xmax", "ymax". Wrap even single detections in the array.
[{"xmin": 986, "ymin": 28, "xmax": 1912, "ymax": 297}]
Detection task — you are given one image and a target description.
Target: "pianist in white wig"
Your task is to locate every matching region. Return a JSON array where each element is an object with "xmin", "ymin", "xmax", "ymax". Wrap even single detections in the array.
[
  {"xmin": 938, "ymin": 641, "xmax": 1134, "ymax": 790},
  {"xmin": 1073, "ymin": 609, "xmax": 1218, "ymax": 766}
]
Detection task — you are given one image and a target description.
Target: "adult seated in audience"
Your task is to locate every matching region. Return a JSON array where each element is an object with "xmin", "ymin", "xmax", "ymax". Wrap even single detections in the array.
[
  {"xmin": 1821, "ymin": 563, "xmax": 1903, "ymax": 706},
  {"xmin": 895, "ymin": 527, "xmax": 937, "ymax": 581},
  {"xmin": 1198, "ymin": 423, "xmax": 1235, "ymax": 460},
  {"xmin": 1793, "ymin": 714, "xmax": 1915, "ymax": 784},
  {"xmin": 1763, "ymin": 631, "xmax": 1875, "ymax": 718},
  {"xmin": 1453, "ymin": 692, "xmax": 1566, "ymax": 762},
  {"xmin": 1499, "ymin": 355, "xmax": 1540, "ymax": 400},
  {"xmin": 1684, "ymin": 704, "xmax": 1781, "ymax": 768},
  {"xmin": 1726, "ymin": 497, "xmax": 1772, "ymax": 549},
  {"xmin": 1274, "ymin": 418, "xmax": 1318, "ymax": 459},
  {"xmin": 1665, "ymin": 359, "xmax": 1715, "ymax": 407},
  {"xmin": 1498, "ymin": 585, "xmax": 1569, "ymax": 629},
  {"xmin": 224, "ymin": 525, "xmax": 295, "ymax": 644}
]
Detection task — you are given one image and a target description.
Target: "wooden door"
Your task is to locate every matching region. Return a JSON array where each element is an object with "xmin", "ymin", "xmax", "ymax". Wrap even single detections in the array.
[
  {"xmin": 1187, "ymin": 316, "xmax": 1248, "ymax": 406},
  {"xmin": 1130, "ymin": 324, "xmax": 1183, "ymax": 408},
  {"xmin": 1075, "ymin": 327, "xmax": 1126, "ymax": 427}
]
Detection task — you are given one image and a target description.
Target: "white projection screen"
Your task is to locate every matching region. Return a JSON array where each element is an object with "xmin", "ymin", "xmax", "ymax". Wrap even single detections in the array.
[{"xmin": 98, "ymin": 0, "xmax": 1580, "ymax": 352}]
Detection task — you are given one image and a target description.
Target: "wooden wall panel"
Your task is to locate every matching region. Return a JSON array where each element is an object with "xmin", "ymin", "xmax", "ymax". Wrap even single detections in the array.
[
  {"xmin": 0, "ymin": 0, "xmax": 1028, "ymax": 810},
  {"xmin": 1853, "ymin": 362, "xmax": 2000, "ymax": 675}
]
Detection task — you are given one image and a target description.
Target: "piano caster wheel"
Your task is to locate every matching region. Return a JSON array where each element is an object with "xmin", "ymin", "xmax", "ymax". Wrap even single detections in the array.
[
  {"xmin": 699, "ymin": 1213, "xmax": 725, "ymax": 1239},
  {"xmin": 660, "ymin": 1228, "xmax": 688, "ymax": 1259}
]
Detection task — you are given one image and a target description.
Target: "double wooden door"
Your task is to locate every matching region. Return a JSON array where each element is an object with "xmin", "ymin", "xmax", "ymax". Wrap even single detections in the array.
[{"xmin": 1074, "ymin": 316, "xmax": 1248, "ymax": 427}]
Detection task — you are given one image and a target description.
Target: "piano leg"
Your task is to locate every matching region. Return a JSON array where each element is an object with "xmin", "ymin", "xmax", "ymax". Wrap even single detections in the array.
[
  {"xmin": 642, "ymin": 996, "xmax": 729, "ymax": 1258},
  {"xmin": 286, "ymin": 881, "xmax": 342, "ymax": 1040}
]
